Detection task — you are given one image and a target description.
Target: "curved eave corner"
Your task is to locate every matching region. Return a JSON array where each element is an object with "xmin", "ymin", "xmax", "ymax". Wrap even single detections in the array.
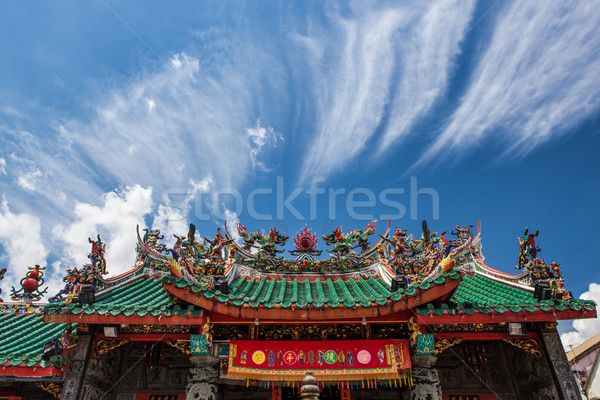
[{"xmin": 415, "ymin": 269, "xmax": 597, "ymax": 324}]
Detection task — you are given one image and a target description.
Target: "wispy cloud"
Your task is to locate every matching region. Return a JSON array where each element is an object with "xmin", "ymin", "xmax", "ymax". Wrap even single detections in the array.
[
  {"xmin": 296, "ymin": 1, "xmax": 475, "ymax": 183},
  {"xmin": 0, "ymin": 49, "xmax": 284, "ymax": 285},
  {"xmin": 418, "ymin": 1, "xmax": 600, "ymax": 166}
]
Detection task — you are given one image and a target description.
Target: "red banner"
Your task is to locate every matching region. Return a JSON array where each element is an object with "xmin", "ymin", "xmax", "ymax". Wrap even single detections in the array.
[{"xmin": 228, "ymin": 339, "xmax": 410, "ymax": 382}]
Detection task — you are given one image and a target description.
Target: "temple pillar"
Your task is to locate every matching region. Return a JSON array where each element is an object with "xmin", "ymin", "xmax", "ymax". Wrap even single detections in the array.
[
  {"xmin": 409, "ymin": 355, "xmax": 442, "ymax": 400},
  {"xmin": 60, "ymin": 335, "xmax": 94, "ymax": 400},
  {"xmin": 186, "ymin": 355, "xmax": 219, "ymax": 400},
  {"xmin": 539, "ymin": 324, "xmax": 582, "ymax": 400}
]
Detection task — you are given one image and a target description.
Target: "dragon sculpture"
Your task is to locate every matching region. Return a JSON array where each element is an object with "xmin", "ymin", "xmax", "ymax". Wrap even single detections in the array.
[
  {"xmin": 379, "ymin": 220, "xmax": 481, "ymax": 284},
  {"xmin": 236, "ymin": 223, "xmax": 289, "ymax": 257},
  {"xmin": 322, "ymin": 220, "xmax": 377, "ymax": 255}
]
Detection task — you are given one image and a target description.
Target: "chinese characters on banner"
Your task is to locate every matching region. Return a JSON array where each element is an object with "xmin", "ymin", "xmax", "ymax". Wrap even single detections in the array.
[{"xmin": 227, "ymin": 340, "xmax": 410, "ymax": 382}]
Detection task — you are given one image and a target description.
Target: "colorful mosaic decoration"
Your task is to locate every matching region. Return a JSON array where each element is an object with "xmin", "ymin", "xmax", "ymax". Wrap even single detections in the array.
[
  {"xmin": 217, "ymin": 343, "xmax": 230, "ymax": 358},
  {"xmin": 515, "ymin": 228, "xmax": 571, "ymax": 299},
  {"xmin": 227, "ymin": 339, "xmax": 410, "ymax": 382},
  {"xmin": 191, "ymin": 334, "xmax": 208, "ymax": 355},
  {"xmin": 416, "ymin": 334, "xmax": 434, "ymax": 355}
]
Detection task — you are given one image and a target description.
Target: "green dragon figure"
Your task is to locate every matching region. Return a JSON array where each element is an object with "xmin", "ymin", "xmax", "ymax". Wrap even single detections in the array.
[
  {"xmin": 236, "ymin": 223, "xmax": 289, "ymax": 257},
  {"xmin": 322, "ymin": 220, "xmax": 376, "ymax": 255}
]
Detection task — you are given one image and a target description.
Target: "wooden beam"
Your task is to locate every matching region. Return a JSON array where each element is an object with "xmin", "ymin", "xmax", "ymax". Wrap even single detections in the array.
[
  {"xmin": 416, "ymin": 308, "xmax": 596, "ymax": 324},
  {"xmin": 43, "ymin": 313, "xmax": 205, "ymax": 326}
]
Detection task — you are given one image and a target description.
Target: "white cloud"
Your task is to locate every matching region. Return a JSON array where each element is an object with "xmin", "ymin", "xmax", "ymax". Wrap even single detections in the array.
[
  {"xmin": 0, "ymin": 158, "xmax": 6, "ymax": 175},
  {"xmin": 247, "ymin": 119, "xmax": 283, "ymax": 171},
  {"xmin": 297, "ymin": 1, "xmax": 475, "ymax": 183},
  {"xmin": 16, "ymin": 169, "xmax": 42, "ymax": 191},
  {"xmin": 224, "ymin": 209, "xmax": 241, "ymax": 244},
  {"xmin": 53, "ymin": 185, "xmax": 153, "ymax": 277},
  {"xmin": 152, "ymin": 177, "xmax": 214, "ymax": 247},
  {"xmin": 418, "ymin": 1, "xmax": 600, "ymax": 166},
  {"xmin": 0, "ymin": 198, "xmax": 48, "ymax": 297},
  {"xmin": 561, "ymin": 283, "xmax": 600, "ymax": 350},
  {"xmin": 146, "ymin": 98, "xmax": 156, "ymax": 112}
]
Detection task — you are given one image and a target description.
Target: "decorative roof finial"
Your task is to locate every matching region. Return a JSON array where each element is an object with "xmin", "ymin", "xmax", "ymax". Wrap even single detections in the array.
[
  {"xmin": 0, "ymin": 267, "xmax": 6, "ymax": 302},
  {"xmin": 290, "ymin": 225, "xmax": 321, "ymax": 260},
  {"xmin": 88, "ymin": 234, "xmax": 107, "ymax": 275},
  {"xmin": 10, "ymin": 265, "xmax": 48, "ymax": 302}
]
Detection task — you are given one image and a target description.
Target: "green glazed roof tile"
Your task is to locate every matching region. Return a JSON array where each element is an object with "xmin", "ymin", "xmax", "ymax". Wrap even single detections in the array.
[
  {"xmin": 197, "ymin": 270, "xmax": 462, "ymax": 309},
  {"xmin": 0, "ymin": 312, "xmax": 67, "ymax": 370},
  {"xmin": 44, "ymin": 275, "xmax": 202, "ymax": 318}
]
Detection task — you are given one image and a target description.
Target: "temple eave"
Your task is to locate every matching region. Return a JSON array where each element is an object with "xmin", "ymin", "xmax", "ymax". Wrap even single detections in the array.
[{"xmin": 162, "ymin": 277, "xmax": 461, "ymax": 320}]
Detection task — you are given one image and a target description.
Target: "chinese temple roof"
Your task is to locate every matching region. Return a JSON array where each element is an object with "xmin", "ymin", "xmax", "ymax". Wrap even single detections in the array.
[
  {"xmin": 44, "ymin": 272, "xmax": 204, "ymax": 325},
  {"xmin": 415, "ymin": 273, "xmax": 596, "ymax": 318},
  {"xmin": 40, "ymin": 220, "xmax": 596, "ymax": 324},
  {"xmin": 163, "ymin": 268, "xmax": 462, "ymax": 319},
  {"xmin": 0, "ymin": 307, "xmax": 71, "ymax": 378}
]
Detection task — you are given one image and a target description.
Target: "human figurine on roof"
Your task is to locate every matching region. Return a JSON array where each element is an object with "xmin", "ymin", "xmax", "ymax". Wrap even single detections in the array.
[
  {"xmin": 88, "ymin": 235, "xmax": 107, "ymax": 275},
  {"xmin": 517, "ymin": 228, "xmax": 540, "ymax": 269}
]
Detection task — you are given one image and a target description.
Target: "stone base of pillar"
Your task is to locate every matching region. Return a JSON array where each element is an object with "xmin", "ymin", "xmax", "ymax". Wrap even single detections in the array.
[
  {"xmin": 186, "ymin": 355, "xmax": 219, "ymax": 400},
  {"xmin": 409, "ymin": 355, "xmax": 442, "ymax": 400}
]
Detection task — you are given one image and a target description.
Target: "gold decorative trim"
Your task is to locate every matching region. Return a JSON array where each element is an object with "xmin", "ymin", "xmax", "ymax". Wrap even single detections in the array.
[
  {"xmin": 93, "ymin": 338, "xmax": 130, "ymax": 357},
  {"xmin": 544, "ymin": 321, "xmax": 558, "ymax": 329},
  {"xmin": 219, "ymin": 358, "xmax": 229, "ymax": 370},
  {"xmin": 39, "ymin": 383, "xmax": 63, "ymax": 399},
  {"xmin": 434, "ymin": 338, "xmax": 463, "ymax": 354},
  {"xmin": 259, "ymin": 324, "xmax": 362, "ymax": 341},
  {"xmin": 120, "ymin": 324, "xmax": 191, "ymax": 334},
  {"xmin": 502, "ymin": 338, "xmax": 543, "ymax": 357},
  {"xmin": 432, "ymin": 323, "xmax": 502, "ymax": 333},
  {"xmin": 165, "ymin": 339, "xmax": 192, "ymax": 355}
]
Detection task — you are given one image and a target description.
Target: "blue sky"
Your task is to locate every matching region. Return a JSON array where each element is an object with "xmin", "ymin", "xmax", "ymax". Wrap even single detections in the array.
[{"xmin": 0, "ymin": 1, "xmax": 599, "ymax": 346}]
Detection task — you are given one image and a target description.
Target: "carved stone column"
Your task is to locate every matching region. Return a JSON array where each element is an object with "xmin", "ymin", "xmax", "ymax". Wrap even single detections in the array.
[
  {"xmin": 539, "ymin": 324, "xmax": 582, "ymax": 400},
  {"xmin": 409, "ymin": 355, "xmax": 442, "ymax": 400},
  {"xmin": 186, "ymin": 355, "xmax": 219, "ymax": 400},
  {"xmin": 301, "ymin": 372, "xmax": 320, "ymax": 400},
  {"xmin": 60, "ymin": 335, "xmax": 94, "ymax": 400}
]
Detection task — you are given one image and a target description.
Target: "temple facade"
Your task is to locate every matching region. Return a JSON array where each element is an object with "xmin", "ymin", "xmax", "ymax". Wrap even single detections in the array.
[{"xmin": 0, "ymin": 220, "xmax": 594, "ymax": 400}]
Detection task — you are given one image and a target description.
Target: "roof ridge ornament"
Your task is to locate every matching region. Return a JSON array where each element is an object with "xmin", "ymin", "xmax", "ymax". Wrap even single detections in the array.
[
  {"xmin": 515, "ymin": 228, "xmax": 571, "ymax": 299},
  {"xmin": 0, "ymin": 267, "xmax": 6, "ymax": 302},
  {"xmin": 10, "ymin": 264, "xmax": 48, "ymax": 304},
  {"xmin": 48, "ymin": 234, "xmax": 108, "ymax": 304}
]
